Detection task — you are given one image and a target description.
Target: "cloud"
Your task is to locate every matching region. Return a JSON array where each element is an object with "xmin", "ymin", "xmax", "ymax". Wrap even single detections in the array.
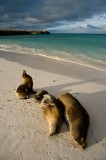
[
  {"xmin": 0, "ymin": 0, "xmax": 106, "ymax": 32},
  {"xmin": 46, "ymin": 14, "xmax": 106, "ymax": 33}
]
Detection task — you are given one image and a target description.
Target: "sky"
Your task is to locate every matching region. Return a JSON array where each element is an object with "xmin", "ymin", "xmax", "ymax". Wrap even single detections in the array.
[{"xmin": 0, "ymin": 0, "xmax": 106, "ymax": 33}]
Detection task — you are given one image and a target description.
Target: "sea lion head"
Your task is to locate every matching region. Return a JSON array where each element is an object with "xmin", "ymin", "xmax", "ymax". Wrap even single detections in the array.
[
  {"xmin": 40, "ymin": 94, "xmax": 56, "ymax": 110},
  {"xmin": 22, "ymin": 70, "xmax": 27, "ymax": 77},
  {"xmin": 42, "ymin": 94, "xmax": 56, "ymax": 105},
  {"xmin": 34, "ymin": 90, "xmax": 48, "ymax": 102}
]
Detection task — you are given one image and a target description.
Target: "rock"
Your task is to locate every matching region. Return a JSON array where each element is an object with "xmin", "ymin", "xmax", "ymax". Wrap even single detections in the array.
[{"xmin": 0, "ymin": 30, "xmax": 50, "ymax": 36}]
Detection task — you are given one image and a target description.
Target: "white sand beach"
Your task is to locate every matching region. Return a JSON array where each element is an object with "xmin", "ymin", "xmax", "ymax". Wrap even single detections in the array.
[{"xmin": 0, "ymin": 50, "xmax": 106, "ymax": 160}]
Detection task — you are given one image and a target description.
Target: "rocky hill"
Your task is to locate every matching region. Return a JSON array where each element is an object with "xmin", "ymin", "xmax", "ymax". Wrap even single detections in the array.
[{"xmin": 0, "ymin": 30, "xmax": 50, "ymax": 36}]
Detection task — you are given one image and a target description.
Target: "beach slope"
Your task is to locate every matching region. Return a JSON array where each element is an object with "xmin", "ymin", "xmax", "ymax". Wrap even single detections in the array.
[{"xmin": 0, "ymin": 50, "xmax": 106, "ymax": 160}]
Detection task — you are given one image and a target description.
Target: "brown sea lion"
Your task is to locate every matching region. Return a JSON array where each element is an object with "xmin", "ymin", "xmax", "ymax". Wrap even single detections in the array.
[
  {"xmin": 58, "ymin": 93, "xmax": 89, "ymax": 149},
  {"xmin": 40, "ymin": 94, "xmax": 63, "ymax": 136}
]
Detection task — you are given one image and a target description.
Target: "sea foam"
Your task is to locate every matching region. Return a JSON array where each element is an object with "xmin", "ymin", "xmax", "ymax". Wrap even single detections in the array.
[{"xmin": 0, "ymin": 43, "xmax": 106, "ymax": 72}]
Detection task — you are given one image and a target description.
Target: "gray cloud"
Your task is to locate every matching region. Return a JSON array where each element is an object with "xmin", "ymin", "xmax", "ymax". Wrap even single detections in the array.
[{"xmin": 0, "ymin": 0, "xmax": 106, "ymax": 32}]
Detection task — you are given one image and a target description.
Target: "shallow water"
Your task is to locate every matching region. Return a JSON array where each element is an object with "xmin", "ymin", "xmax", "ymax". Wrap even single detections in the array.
[{"xmin": 0, "ymin": 34, "xmax": 106, "ymax": 70}]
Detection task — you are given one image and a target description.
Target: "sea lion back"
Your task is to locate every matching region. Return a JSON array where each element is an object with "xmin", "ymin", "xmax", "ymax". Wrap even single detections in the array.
[
  {"xmin": 22, "ymin": 70, "xmax": 34, "ymax": 93},
  {"xmin": 58, "ymin": 92, "xmax": 89, "ymax": 149},
  {"xmin": 40, "ymin": 94, "xmax": 63, "ymax": 136},
  {"xmin": 22, "ymin": 70, "xmax": 33, "ymax": 86}
]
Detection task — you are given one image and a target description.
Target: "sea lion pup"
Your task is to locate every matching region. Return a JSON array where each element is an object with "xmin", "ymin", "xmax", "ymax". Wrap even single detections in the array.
[
  {"xmin": 34, "ymin": 90, "xmax": 49, "ymax": 103},
  {"xmin": 40, "ymin": 94, "xmax": 63, "ymax": 136},
  {"xmin": 22, "ymin": 70, "xmax": 35, "ymax": 94},
  {"xmin": 58, "ymin": 93, "xmax": 89, "ymax": 149},
  {"xmin": 16, "ymin": 84, "xmax": 29, "ymax": 99}
]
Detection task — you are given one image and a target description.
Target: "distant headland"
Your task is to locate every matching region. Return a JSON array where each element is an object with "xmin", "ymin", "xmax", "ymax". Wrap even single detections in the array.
[{"xmin": 0, "ymin": 30, "xmax": 50, "ymax": 36}]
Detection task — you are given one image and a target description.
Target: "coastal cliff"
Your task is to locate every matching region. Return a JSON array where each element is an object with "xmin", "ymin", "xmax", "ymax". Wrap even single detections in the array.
[{"xmin": 0, "ymin": 30, "xmax": 50, "ymax": 36}]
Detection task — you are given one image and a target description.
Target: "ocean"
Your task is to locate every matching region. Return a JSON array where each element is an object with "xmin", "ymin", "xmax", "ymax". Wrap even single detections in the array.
[{"xmin": 0, "ymin": 34, "xmax": 106, "ymax": 71}]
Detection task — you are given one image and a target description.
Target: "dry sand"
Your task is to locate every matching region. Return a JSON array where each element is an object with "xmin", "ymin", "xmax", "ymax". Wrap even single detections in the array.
[{"xmin": 0, "ymin": 50, "xmax": 106, "ymax": 160}]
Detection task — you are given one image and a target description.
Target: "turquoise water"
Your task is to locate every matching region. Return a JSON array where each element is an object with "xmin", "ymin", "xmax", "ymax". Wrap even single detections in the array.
[{"xmin": 0, "ymin": 34, "xmax": 106, "ymax": 70}]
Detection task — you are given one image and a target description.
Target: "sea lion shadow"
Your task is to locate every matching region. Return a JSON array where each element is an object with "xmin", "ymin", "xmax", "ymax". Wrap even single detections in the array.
[
  {"xmin": 74, "ymin": 90, "xmax": 106, "ymax": 148},
  {"xmin": 38, "ymin": 76, "xmax": 106, "ymax": 97},
  {"xmin": 27, "ymin": 88, "xmax": 38, "ymax": 99},
  {"xmin": 28, "ymin": 94, "xmax": 35, "ymax": 99},
  {"xmin": 38, "ymin": 82, "xmax": 73, "ymax": 97},
  {"xmin": 59, "ymin": 122, "xmax": 69, "ymax": 134}
]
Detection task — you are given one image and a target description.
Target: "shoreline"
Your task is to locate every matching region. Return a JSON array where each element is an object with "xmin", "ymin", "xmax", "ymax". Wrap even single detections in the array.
[
  {"xmin": 0, "ymin": 50, "xmax": 106, "ymax": 80},
  {"xmin": 0, "ymin": 47, "xmax": 106, "ymax": 72}
]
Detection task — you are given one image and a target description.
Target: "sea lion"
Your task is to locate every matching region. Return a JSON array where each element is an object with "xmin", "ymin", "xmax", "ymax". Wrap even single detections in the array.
[
  {"xmin": 22, "ymin": 70, "xmax": 35, "ymax": 94},
  {"xmin": 15, "ymin": 84, "xmax": 29, "ymax": 99},
  {"xmin": 16, "ymin": 70, "xmax": 36, "ymax": 99},
  {"xmin": 58, "ymin": 93, "xmax": 89, "ymax": 149},
  {"xmin": 34, "ymin": 90, "xmax": 49, "ymax": 103},
  {"xmin": 40, "ymin": 94, "xmax": 63, "ymax": 136}
]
